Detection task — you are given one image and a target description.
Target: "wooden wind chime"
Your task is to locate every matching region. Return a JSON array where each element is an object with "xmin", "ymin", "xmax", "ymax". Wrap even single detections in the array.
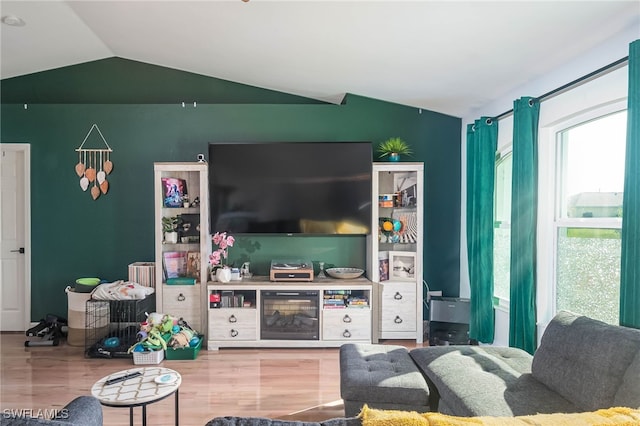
[{"xmin": 75, "ymin": 124, "xmax": 113, "ymax": 200}]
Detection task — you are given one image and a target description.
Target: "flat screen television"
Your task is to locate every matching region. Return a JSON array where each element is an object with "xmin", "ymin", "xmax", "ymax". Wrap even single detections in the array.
[{"xmin": 209, "ymin": 142, "xmax": 372, "ymax": 235}]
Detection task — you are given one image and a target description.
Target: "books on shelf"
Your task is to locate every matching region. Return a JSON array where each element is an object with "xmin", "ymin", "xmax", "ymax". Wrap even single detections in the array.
[
  {"xmin": 211, "ymin": 290, "xmax": 253, "ymax": 308},
  {"xmin": 323, "ymin": 290, "xmax": 369, "ymax": 308},
  {"xmin": 166, "ymin": 277, "xmax": 196, "ymax": 285}
]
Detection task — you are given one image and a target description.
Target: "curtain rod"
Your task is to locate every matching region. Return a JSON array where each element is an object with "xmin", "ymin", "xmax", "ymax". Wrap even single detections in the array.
[{"xmin": 494, "ymin": 56, "xmax": 629, "ymax": 122}]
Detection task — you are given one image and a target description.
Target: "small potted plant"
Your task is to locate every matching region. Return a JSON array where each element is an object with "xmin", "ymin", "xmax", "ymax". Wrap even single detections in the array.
[
  {"xmin": 162, "ymin": 216, "xmax": 180, "ymax": 244},
  {"xmin": 376, "ymin": 137, "xmax": 413, "ymax": 162}
]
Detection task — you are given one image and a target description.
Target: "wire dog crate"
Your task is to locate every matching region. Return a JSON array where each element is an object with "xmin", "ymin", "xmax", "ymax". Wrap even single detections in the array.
[{"xmin": 85, "ymin": 293, "xmax": 156, "ymax": 358}]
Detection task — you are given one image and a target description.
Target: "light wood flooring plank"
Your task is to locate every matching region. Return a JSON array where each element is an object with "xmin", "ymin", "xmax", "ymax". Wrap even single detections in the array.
[{"xmin": 0, "ymin": 333, "xmax": 423, "ymax": 425}]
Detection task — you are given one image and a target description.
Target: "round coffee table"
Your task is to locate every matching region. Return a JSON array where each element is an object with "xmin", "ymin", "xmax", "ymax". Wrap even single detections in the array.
[{"xmin": 92, "ymin": 366, "xmax": 181, "ymax": 426}]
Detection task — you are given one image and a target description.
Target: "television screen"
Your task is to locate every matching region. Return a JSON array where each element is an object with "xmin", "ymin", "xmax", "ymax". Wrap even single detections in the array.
[{"xmin": 209, "ymin": 142, "xmax": 372, "ymax": 235}]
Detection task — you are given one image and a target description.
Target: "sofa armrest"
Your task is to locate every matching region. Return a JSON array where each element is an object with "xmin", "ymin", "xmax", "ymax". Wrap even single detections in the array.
[
  {"xmin": 0, "ymin": 396, "xmax": 103, "ymax": 426},
  {"xmin": 56, "ymin": 396, "xmax": 102, "ymax": 426}
]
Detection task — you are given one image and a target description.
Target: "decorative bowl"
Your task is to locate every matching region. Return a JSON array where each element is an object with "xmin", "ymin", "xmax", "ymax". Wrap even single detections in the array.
[
  {"xmin": 326, "ymin": 268, "xmax": 364, "ymax": 279},
  {"xmin": 75, "ymin": 277, "xmax": 101, "ymax": 293}
]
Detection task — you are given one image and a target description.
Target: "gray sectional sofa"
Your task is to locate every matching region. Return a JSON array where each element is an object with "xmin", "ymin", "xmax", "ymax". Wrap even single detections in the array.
[
  {"xmin": 340, "ymin": 311, "xmax": 640, "ymax": 417},
  {"xmin": 205, "ymin": 311, "xmax": 640, "ymax": 425}
]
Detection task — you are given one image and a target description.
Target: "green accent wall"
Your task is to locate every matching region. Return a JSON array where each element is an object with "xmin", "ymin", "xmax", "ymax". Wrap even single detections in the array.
[{"xmin": 1, "ymin": 58, "xmax": 461, "ymax": 322}]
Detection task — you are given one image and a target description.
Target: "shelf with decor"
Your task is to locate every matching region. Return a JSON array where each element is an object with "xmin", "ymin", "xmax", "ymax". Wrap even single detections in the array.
[
  {"xmin": 367, "ymin": 162, "xmax": 424, "ymax": 343},
  {"xmin": 154, "ymin": 162, "xmax": 210, "ymax": 337}
]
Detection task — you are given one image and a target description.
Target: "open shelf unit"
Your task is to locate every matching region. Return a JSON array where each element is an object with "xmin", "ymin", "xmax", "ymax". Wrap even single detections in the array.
[
  {"xmin": 367, "ymin": 162, "xmax": 424, "ymax": 343},
  {"xmin": 154, "ymin": 162, "xmax": 210, "ymax": 337}
]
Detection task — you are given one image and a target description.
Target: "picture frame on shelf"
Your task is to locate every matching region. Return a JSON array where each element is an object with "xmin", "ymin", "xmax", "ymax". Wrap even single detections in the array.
[
  {"xmin": 378, "ymin": 251, "xmax": 389, "ymax": 282},
  {"xmin": 388, "ymin": 251, "xmax": 416, "ymax": 281},
  {"xmin": 161, "ymin": 177, "xmax": 188, "ymax": 208},
  {"xmin": 186, "ymin": 251, "xmax": 201, "ymax": 281},
  {"xmin": 393, "ymin": 172, "xmax": 418, "ymax": 207}
]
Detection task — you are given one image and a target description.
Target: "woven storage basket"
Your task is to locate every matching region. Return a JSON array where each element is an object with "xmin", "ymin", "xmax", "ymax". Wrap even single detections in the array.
[{"xmin": 133, "ymin": 350, "xmax": 164, "ymax": 365}]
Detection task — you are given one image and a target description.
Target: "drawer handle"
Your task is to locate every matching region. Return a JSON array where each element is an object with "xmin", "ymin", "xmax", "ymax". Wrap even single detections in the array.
[
  {"xmin": 228, "ymin": 314, "xmax": 237, "ymax": 323},
  {"xmin": 394, "ymin": 315, "xmax": 403, "ymax": 324},
  {"xmin": 394, "ymin": 292, "xmax": 403, "ymax": 300},
  {"xmin": 342, "ymin": 330, "xmax": 352, "ymax": 338},
  {"xmin": 342, "ymin": 314, "xmax": 352, "ymax": 323},
  {"xmin": 230, "ymin": 329, "xmax": 239, "ymax": 338},
  {"xmin": 177, "ymin": 293, "xmax": 186, "ymax": 302}
]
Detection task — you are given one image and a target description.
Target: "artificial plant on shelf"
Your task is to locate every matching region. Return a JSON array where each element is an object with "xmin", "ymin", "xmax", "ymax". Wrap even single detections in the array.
[
  {"xmin": 209, "ymin": 232, "xmax": 235, "ymax": 282},
  {"xmin": 162, "ymin": 216, "xmax": 181, "ymax": 244},
  {"xmin": 376, "ymin": 137, "xmax": 413, "ymax": 161}
]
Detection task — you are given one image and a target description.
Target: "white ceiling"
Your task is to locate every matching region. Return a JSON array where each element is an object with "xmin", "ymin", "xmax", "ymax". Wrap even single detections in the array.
[{"xmin": 1, "ymin": 1, "xmax": 639, "ymax": 118}]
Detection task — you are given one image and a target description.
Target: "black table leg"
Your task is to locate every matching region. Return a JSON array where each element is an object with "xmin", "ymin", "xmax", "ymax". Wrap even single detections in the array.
[
  {"xmin": 142, "ymin": 404, "xmax": 147, "ymax": 426},
  {"xmin": 175, "ymin": 389, "xmax": 179, "ymax": 426},
  {"xmin": 129, "ymin": 406, "xmax": 134, "ymax": 426}
]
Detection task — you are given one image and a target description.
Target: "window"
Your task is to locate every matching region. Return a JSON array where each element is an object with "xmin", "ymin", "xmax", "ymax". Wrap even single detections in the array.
[
  {"xmin": 494, "ymin": 151, "xmax": 512, "ymax": 302},
  {"xmin": 554, "ymin": 110, "xmax": 626, "ymax": 325}
]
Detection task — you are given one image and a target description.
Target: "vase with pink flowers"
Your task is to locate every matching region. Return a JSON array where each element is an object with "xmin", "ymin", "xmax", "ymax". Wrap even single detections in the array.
[{"xmin": 209, "ymin": 232, "xmax": 235, "ymax": 283}]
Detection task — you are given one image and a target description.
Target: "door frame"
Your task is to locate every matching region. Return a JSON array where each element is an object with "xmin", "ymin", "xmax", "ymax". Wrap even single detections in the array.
[{"xmin": 1, "ymin": 143, "xmax": 31, "ymax": 329}]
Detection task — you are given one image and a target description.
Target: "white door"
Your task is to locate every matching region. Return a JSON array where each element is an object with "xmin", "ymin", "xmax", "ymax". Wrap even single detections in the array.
[{"xmin": 1, "ymin": 144, "xmax": 31, "ymax": 331}]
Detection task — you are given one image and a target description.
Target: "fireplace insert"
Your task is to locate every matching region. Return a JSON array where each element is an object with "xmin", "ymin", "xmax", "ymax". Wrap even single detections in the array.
[{"xmin": 261, "ymin": 290, "xmax": 319, "ymax": 340}]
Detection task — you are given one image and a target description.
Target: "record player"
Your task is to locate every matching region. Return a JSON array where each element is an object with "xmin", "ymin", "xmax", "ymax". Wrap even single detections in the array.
[{"xmin": 270, "ymin": 259, "xmax": 314, "ymax": 282}]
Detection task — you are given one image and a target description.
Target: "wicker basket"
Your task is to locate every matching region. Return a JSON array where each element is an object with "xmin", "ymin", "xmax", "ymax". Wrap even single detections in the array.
[{"xmin": 133, "ymin": 350, "xmax": 164, "ymax": 365}]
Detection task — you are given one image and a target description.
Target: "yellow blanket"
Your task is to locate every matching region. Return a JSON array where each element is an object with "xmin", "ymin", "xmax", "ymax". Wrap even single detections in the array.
[{"xmin": 359, "ymin": 405, "xmax": 640, "ymax": 426}]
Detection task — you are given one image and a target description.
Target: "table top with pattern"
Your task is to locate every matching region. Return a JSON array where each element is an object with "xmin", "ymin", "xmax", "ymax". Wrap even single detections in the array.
[{"xmin": 91, "ymin": 367, "xmax": 182, "ymax": 407}]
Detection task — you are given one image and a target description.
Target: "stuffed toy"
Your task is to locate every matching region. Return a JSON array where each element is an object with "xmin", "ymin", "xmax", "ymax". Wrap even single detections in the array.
[{"xmin": 168, "ymin": 328, "xmax": 195, "ymax": 348}]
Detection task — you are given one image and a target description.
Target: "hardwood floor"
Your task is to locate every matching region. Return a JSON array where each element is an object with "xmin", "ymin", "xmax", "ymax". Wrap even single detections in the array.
[{"xmin": 0, "ymin": 333, "xmax": 424, "ymax": 425}]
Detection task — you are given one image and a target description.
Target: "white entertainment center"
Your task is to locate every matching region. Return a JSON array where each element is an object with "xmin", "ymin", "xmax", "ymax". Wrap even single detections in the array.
[
  {"xmin": 207, "ymin": 277, "xmax": 373, "ymax": 350},
  {"xmin": 153, "ymin": 160, "xmax": 424, "ymax": 349}
]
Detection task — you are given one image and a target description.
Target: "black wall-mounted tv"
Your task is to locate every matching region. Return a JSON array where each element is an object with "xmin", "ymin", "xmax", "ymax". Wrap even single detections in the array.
[{"xmin": 209, "ymin": 142, "xmax": 372, "ymax": 235}]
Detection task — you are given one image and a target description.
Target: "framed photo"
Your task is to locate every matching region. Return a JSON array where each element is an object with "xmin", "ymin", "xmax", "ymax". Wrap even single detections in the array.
[
  {"xmin": 389, "ymin": 251, "xmax": 416, "ymax": 281},
  {"xmin": 161, "ymin": 177, "xmax": 188, "ymax": 208},
  {"xmin": 378, "ymin": 251, "xmax": 389, "ymax": 282},
  {"xmin": 393, "ymin": 172, "xmax": 418, "ymax": 207}
]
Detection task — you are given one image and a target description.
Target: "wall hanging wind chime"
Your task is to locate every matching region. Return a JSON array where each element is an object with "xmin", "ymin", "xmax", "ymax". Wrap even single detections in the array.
[{"xmin": 74, "ymin": 123, "xmax": 113, "ymax": 200}]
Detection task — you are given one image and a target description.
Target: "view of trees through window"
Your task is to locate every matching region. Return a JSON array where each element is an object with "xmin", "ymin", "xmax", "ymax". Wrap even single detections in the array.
[{"xmin": 555, "ymin": 110, "xmax": 626, "ymax": 324}]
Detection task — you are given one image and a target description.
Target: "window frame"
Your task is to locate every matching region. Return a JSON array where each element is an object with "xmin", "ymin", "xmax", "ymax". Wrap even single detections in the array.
[{"xmin": 544, "ymin": 101, "xmax": 626, "ymax": 324}]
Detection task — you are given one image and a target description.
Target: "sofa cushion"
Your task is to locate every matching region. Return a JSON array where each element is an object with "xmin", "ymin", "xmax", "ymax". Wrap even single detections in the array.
[
  {"xmin": 410, "ymin": 346, "xmax": 579, "ymax": 416},
  {"xmin": 531, "ymin": 311, "xmax": 640, "ymax": 411},
  {"xmin": 339, "ymin": 344, "xmax": 429, "ymax": 408},
  {"xmin": 358, "ymin": 405, "xmax": 640, "ymax": 426}
]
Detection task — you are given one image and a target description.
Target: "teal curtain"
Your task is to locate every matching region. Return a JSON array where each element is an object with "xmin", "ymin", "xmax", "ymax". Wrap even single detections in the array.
[
  {"xmin": 466, "ymin": 117, "xmax": 497, "ymax": 343},
  {"xmin": 509, "ymin": 97, "xmax": 539, "ymax": 354},
  {"xmin": 620, "ymin": 39, "xmax": 640, "ymax": 329}
]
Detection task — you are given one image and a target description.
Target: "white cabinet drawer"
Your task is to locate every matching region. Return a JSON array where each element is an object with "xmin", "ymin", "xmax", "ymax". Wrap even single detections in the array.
[
  {"xmin": 322, "ymin": 309, "xmax": 371, "ymax": 341},
  {"xmin": 209, "ymin": 308, "xmax": 258, "ymax": 341},
  {"xmin": 380, "ymin": 283, "xmax": 416, "ymax": 332},
  {"xmin": 163, "ymin": 285, "xmax": 201, "ymax": 327}
]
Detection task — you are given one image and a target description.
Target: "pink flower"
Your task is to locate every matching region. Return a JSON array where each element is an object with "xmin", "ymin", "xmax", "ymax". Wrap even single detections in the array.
[
  {"xmin": 210, "ymin": 232, "xmax": 235, "ymax": 267},
  {"xmin": 209, "ymin": 250, "xmax": 222, "ymax": 266}
]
